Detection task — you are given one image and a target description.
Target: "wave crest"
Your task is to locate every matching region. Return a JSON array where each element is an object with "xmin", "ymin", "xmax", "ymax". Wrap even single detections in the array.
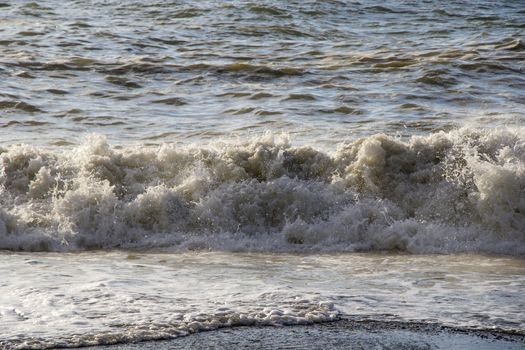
[{"xmin": 0, "ymin": 128, "xmax": 523, "ymax": 254}]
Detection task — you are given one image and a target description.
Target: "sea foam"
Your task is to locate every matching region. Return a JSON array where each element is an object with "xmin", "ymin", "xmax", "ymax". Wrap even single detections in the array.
[{"xmin": 0, "ymin": 127, "xmax": 523, "ymax": 254}]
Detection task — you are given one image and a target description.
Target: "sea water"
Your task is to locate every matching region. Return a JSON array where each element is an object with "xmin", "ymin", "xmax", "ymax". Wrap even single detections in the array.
[{"xmin": 0, "ymin": 0, "xmax": 524, "ymax": 348}]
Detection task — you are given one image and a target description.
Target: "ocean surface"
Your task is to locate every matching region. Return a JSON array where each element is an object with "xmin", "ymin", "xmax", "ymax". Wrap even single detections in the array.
[{"xmin": 0, "ymin": 0, "xmax": 524, "ymax": 348}]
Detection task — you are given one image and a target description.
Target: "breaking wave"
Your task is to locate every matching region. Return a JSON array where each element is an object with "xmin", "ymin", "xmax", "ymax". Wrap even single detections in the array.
[{"xmin": 1, "ymin": 127, "xmax": 524, "ymax": 254}]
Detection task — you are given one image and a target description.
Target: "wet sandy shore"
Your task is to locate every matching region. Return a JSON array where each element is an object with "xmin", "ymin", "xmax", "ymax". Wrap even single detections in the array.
[{"xmin": 65, "ymin": 320, "xmax": 525, "ymax": 350}]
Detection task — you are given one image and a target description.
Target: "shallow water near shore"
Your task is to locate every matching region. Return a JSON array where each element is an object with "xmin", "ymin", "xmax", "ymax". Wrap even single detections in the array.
[
  {"xmin": 64, "ymin": 321, "xmax": 525, "ymax": 350},
  {"xmin": 75, "ymin": 321, "xmax": 525, "ymax": 350},
  {"xmin": 1, "ymin": 252, "xmax": 524, "ymax": 349}
]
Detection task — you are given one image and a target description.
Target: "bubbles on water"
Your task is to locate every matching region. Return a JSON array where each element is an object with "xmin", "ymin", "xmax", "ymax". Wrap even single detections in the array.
[{"xmin": 0, "ymin": 128, "xmax": 523, "ymax": 255}]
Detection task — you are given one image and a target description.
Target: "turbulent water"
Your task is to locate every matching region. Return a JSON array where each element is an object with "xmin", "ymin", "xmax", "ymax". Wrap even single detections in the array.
[
  {"xmin": 1, "ymin": 0, "xmax": 524, "ymax": 349},
  {"xmin": 1, "ymin": 129, "xmax": 524, "ymax": 255}
]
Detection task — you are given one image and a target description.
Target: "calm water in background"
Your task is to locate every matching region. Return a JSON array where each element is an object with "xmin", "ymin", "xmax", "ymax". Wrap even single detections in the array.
[
  {"xmin": 1, "ymin": 1, "xmax": 525, "ymax": 349},
  {"xmin": 0, "ymin": 0, "xmax": 524, "ymax": 146}
]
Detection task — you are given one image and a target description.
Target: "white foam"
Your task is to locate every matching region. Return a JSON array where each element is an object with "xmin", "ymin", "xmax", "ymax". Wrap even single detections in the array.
[{"xmin": 0, "ymin": 127, "xmax": 523, "ymax": 254}]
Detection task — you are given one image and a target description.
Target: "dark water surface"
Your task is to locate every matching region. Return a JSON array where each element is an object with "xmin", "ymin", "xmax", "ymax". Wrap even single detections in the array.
[
  {"xmin": 76, "ymin": 320, "xmax": 525, "ymax": 350},
  {"xmin": 0, "ymin": 0, "xmax": 523, "ymax": 146}
]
